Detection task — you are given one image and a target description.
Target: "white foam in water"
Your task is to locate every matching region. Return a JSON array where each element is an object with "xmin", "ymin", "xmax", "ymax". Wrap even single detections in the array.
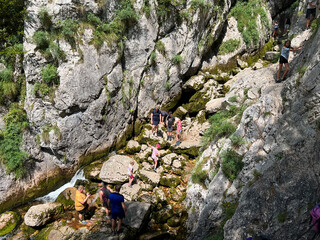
[{"xmin": 37, "ymin": 168, "xmax": 86, "ymax": 203}]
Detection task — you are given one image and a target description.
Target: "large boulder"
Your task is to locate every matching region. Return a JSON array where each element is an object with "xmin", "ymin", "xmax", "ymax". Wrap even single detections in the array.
[
  {"xmin": 83, "ymin": 161, "xmax": 102, "ymax": 181},
  {"xmin": 139, "ymin": 169, "xmax": 161, "ymax": 187},
  {"xmin": 125, "ymin": 140, "xmax": 141, "ymax": 154},
  {"xmin": 123, "ymin": 201, "xmax": 151, "ymax": 230},
  {"xmin": 205, "ymin": 98, "xmax": 224, "ymax": 114},
  {"xmin": 99, "ymin": 155, "xmax": 138, "ymax": 184},
  {"xmin": 173, "ymin": 141, "xmax": 201, "ymax": 158},
  {"xmin": 182, "ymin": 75, "xmax": 206, "ymax": 92},
  {"xmin": 24, "ymin": 203, "xmax": 63, "ymax": 227},
  {"xmin": 162, "ymin": 153, "xmax": 178, "ymax": 166},
  {"xmin": 120, "ymin": 184, "xmax": 142, "ymax": 201},
  {"xmin": 160, "ymin": 174, "xmax": 181, "ymax": 188},
  {"xmin": 0, "ymin": 211, "xmax": 20, "ymax": 236}
]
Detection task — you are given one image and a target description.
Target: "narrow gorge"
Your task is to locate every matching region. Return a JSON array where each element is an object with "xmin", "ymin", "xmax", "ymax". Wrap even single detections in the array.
[{"xmin": 0, "ymin": 0, "xmax": 319, "ymax": 239}]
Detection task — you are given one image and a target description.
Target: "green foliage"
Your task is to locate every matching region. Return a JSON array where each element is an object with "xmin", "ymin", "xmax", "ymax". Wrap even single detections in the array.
[
  {"xmin": 155, "ymin": 40, "xmax": 166, "ymax": 55},
  {"xmin": 221, "ymin": 149, "xmax": 244, "ymax": 181},
  {"xmin": 33, "ymin": 82, "xmax": 52, "ymax": 98},
  {"xmin": 117, "ymin": 1, "xmax": 139, "ymax": 24},
  {"xmin": 218, "ymin": 39, "xmax": 241, "ymax": 55},
  {"xmin": 190, "ymin": 0, "xmax": 212, "ymax": 11},
  {"xmin": 291, "ymin": 0, "xmax": 299, "ymax": 10},
  {"xmin": 191, "ymin": 157, "xmax": 208, "ymax": 187},
  {"xmin": 38, "ymin": 7, "xmax": 52, "ymax": 30},
  {"xmin": 150, "ymin": 51, "xmax": 157, "ymax": 64},
  {"xmin": 204, "ymin": 232, "xmax": 224, "ymax": 240},
  {"xmin": 0, "ymin": 104, "xmax": 29, "ymax": 178},
  {"xmin": 41, "ymin": 64, "xmax": 59, "ymax": 85},
  {"xmin": 33, "ymin": 31, "xmax": 50, "ymax": 50},
  {"xmin": 171, "ymin": 54, "xmax": 183, "ymax": 65},
  {"xmin": 230, "ymin": 0, "xmax": 269, "ymax": 47},
  {"xmin": 87, "ymin": 12, "xmax": 102, "ymax": 26},
  {"xmin": 142, "ymin": 0, "xmax": 151, "ymax": 17},
  {"xmin": 228, "ymin": 96, "xmax": 237, "ymax": 102},
  {"xmin": 47, "ymin": 41, "xmax": 66, "ymax": 61},
  {"xmin": 311, "ymin": 18, "xmax": 320, "ymax": 32},
  {"xmin": 230, "ymin": 134, "xmax": 245, "ymax": 148},
  {"xmin": 277, "ymin": 211, "xmax": 288, "ymax": 223},
  {"xmin": 165, "ymin": 80, "xmax": 170, "ymax": 91},
  {"xmin": 57, "ymin": 19, "xmax": 79, "ymax": 47},
  {"xmin": 202, "ymin": 110, "xmax": 237, "ymax": 147}
]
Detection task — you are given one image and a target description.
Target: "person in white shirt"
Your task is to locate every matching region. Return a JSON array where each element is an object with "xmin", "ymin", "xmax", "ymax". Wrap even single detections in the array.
[{"xmin": 306, "ymin": 0, "xmax": 318, "ymax": 29}]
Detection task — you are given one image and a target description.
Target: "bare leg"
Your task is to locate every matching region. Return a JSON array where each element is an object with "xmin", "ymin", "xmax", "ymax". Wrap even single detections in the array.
[
  {"xmin": 79, "ymin": 213, "xmax": 83, "ymax": 221},
  {"xmin": 128, "ymin": 177, "xmax": 133, "ymax": 186},
  {"xmin": 277, "ymin": 63, "xmax": 283, "ymax": 80},
  {"xmin": 154, "ymin": 160, "xmax": 158, "ymax": 169},
  {"xmin": 112, "ymin": 219, "xmax": 116, "ymax": 232},
  {"xmin": 117, "ymin": 218, "xmax": 123, "ymax": 232},
  {"xmin": 282, "ymin": 63, "xmax": 290, "ymax": 79}
]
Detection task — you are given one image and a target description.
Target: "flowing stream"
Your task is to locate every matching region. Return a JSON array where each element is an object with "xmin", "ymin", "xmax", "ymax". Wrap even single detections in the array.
[{"xmin": 36, "ymin": 168, "xmax": 87, "ymax": 203}]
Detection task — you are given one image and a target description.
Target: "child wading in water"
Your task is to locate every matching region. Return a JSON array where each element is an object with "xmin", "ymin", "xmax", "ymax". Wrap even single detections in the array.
[
  {"xmin": 276, "ymin": 40, "xmax": 303, "ymax": 82},
  {"xmin": 147, "ymin": 142, "xmax": 160, "ymax": 172},
  {"xmin": 128, "ymin": 161, "xmax": 134, "ymax": 188}
]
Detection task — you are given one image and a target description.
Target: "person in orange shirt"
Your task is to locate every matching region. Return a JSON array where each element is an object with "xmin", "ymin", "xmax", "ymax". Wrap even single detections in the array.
[{"xmin": 75, "ymin": 185, "xmax": 90, "ymax": 224}]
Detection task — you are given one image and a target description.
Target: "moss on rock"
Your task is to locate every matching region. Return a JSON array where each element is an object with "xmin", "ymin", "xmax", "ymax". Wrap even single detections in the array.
[
  {"xmin": 160, "ymin": 176, "xmax": 181, "ymax": 188},
  {"xmin": 172, "ymin": 146, "xmax": 200, "ymax": 158},
  {"xmin": 167, "ymin": 216, "xmax": 181, "ymax": 227},
  {"xmin": 152, "ymin": 208, "xmax": 174, "ymax": 224},
  {"xmin": 0, "ymin": 211, "xmax": 20, "ymax": 236},
  {"xmin": 182, "ymin": 92, "xmax": 210, "ymax": 115},
  {"xmin": 83, "ymin": 160, "xmax": 103, "ymax": 181}
]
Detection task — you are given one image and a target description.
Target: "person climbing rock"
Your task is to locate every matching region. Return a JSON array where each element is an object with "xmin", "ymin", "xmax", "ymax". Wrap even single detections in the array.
[
  {"xmin": 151, "ymin": 106, "xmax": 162, "ymax": 136},
  {"xmin": 128, "ymin": 161, "xmax": 135, "ymax": 188},
  {"xmin": 108, "ymin": 185, "xmax": 127, "ymax": 236},
  {"xmin": 276, "ymin": 40, "xmax": 303, "ymax": 82},
  {"xmin": 284, "ymin": 17, "xmax": 291, "ymax": 34},
  {"xmin": 98, "ymin": 182, "xmax": 113, "ymax": 220},
  {"xmin": 160, "ymin": 110, "xmax": 169, "ymax": 127},
  {"xmin": 147, "ymin": 142, "xmax": 160, "ymax": 172},
  {"xmin": 175, "ymin": 118, "xmax": 182, "ymax": 145},
  {"xmin": 166, "ymin": 111, "xmax": 175, "ymax": 141},
  {"xmin": 272, "ymin": 20, "xmax": 279, "ymax": 39},
  {"xmin": 306, "ymin": 0, "xmax": 318, "ymax": 29},
  {"xmin": 75, "ymin": 185, "xmax": 90, "ymax": 224}
]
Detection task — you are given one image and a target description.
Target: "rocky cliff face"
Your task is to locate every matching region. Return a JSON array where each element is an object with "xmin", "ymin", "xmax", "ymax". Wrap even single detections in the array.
[{"xmin": 185, "ymin": 5, "xmax": 320, "ymax": 240}]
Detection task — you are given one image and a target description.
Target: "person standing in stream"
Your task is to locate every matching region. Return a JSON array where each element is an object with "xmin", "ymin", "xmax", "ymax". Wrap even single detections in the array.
[
  {"xmin": 276, "ymin": 40, "xmax": 303, "ymax": 82},
  {"xmin": 151, "ymin": 106, "xmax": 162, "ymax": 136}
]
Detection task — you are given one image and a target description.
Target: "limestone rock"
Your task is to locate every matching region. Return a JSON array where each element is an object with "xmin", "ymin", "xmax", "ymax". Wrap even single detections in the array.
[
  {"xmin": 24, "ymin": 203, "xmax": 63, "ymax": 227},
  {"xmin": 182, "ymin": 75, "xmax": 205, "ymax": 92},
  {"xmin": 125, "ymin": 140, "xmax": 141, "ymax": 154},
  {"xmin": 139, "ymin": 169, "xmax": 160, "ymax": 187},
  {"xmin": 174, "ymin": 141, "xmax": 201, "ymax": 158},
  {"xmin": 0, "ymin": 211, "xmax": 20, "ymax": 236},
  {"xmin": 172, "ymin": 159, "xmax": 182, "ymax": 169},
  {"xmin": 237, "ymin": 58, "xmax": 248, "ymax": 69},
  {"xmin": 160, "ymin": 174, "xmax": 181, "ymax": 188},
  {"xmin": 173, "ymin": 106, "xmax": 188, "ymax": 119},
  {"xmin": 47, "ymin": 226, "xmax": 75, "ymax": 240},
  {"xmin": 205, "ymin": 98, "xmax": 224, "ymax": 114},
  {"xmin": 162, "ymin": 153, "xmax": 178, "ymax": 166},
  {"xmin": 252, "ymin": 60, "xmax": 264, "ymax": 70},
  {"xmin": 83, "ymin": 161, "xmax": 102, "ymax": 181},
  {"xmin": 120, "ymin": 183, "xmax": 142, "ymax": 201},
  {"xmin": 99, "ymin": 155, "xmax": 138, "ymax": 184},
  {"xmin": 123, "ymin": 201, "xmax": 151, "ymax": 230},
  {"xmin": 264, "ymin": 51, "xmax": 279, "ymax": 61}
]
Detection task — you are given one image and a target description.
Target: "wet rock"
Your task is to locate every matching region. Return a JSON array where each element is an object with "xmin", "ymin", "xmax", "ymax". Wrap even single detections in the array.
[
  {"xmin": 47, "ymin": 226, "xmax": 75, "ymax": 240},
  {"xmin": 24, "ymin": 203, "xmax": 63, "ymax": 227},
  {"xmin": 125, "ymin": 140, "xmax": 141, "ymax": 154},
  {"xmin": 123, "ymin": 201, "xmax": 151, "ymax": 230},
  {"xmin": 152, "ymin": 205, "xmax": 173, "ymax": 223},
  {"xmin": 153, "ymin": 188, "xmax": 167, "ymax": 204},
  {"xmin": 205, "ymin": 98, "xmax": 224, "ymax": 114},
  {"xmin": 170, "ymin": 188, "xmax": 186, "ymax": 202},
  {"xmin": 99, "ymin": 155, "xmax": 138, "ymax": 184},
  {"xmin": 56, "ymin": 187, "xmax": 77, "ymax": 209},
  {"xmin": 0, "ymin": 211, "xmax": 20, "ymax": 236}
]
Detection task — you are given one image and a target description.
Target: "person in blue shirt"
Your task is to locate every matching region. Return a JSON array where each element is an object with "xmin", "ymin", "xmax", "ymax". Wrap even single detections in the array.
[
  {"xmin": 108, "ymin": 185, "xmax": 127, "ymax": 235},
  {"xmin": 276, "ymin": 40, "xmax": 303, "ymax": 82}
]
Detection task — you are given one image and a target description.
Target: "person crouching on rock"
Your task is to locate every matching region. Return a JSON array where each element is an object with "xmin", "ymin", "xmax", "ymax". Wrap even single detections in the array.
[
  {"xmin": 108, "ymin": 185, "xmax": 127, "ymax": 236},
  {"xmin": 147, "ymin": 142, "xmax": 160, "ymax": 172},
  {"xmin": 128, "ymin": 161, "xmax": 135, "ymax": 188},
  {"xmin": 98, "ymin": 182, "xmax": 113, "ymax": 220},
  {"xmin": 75, "ymin": 185, "xmax": 90, "ymax": 225}
]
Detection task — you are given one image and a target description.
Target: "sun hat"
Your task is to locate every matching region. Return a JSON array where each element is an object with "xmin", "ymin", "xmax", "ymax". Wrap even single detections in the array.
[{"xmin": 156, "ymin": 144, "xmax": 161, "ymax": 148}]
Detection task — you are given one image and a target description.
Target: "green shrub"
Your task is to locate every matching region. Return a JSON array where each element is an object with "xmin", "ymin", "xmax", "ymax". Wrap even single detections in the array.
[
  {"xmin": 38, "ymin": 7, "xmax": 52, "ymax": 30},
  {"xmin": 155, "ymin": 40, "xmax": 165, "ymax": 55},
  {"xmin": 41, "ymin": 64, "xmax": 59, "ymax": 85},
  {"xmin": 57, "ymin": 19, "xmax": 79, "ymax": 46},
  {"xmin": 0, "ymin": 104, "xmax": 29, "ymax": 178},
  {"xmin": 190, "ymin": 0, "xmax": 212, "ymax": 11},
  {"xmin": 142, "ymin": 0, "xmax": 151, "ymax": 17},
  {"xmin": 230, "ymin": 134, "xmax": 245, "ymax": 148},
  {"xmin": 0, "ymin": 67, "xmax": 13, "ymax": 82},
  {"xmin": 221, "ymin": 149, "xmax": 244, "ymax": 181},
  {"xmin": 1, "ymin": 81, "xmax": 18, "ymax": 100},
  {"xmin": 87, "ymin": 12, "xmax": 102, "ymax": 26},
  {"xmin": 171, "ymin": 54, "xmax": 183, "ymax": 65},
  {"xmin": 33, "ymin": 31, "xmax": 50, "ymax": 50},
  {"xmin": 48, "ymin": 42, "xmax": 66, "ymax": 61},
  {"xmin": 150, "ymin": 51, "xmax": 157, "ymax": 64},
  {"xmin": 291, "ymin": 0, "xmax": 299, "ymax": 10},
  {"xmin": 191, "ymin": 158, "xmax": 208, "ymax": 187},
  {"xmin": 117, "ymin": 2, "xmax": 139, "ymax": 24},
  {"xmin": 228, "ymin": 96, "xmax": 237, "ymax": 102},
  {"xmin": 311, "ymin": 18, "xmax": 320, "ymax": 32},
  {"xmin": 218, "ymin": 39, "xmax": 241, "ymax": 55},
  {"xmin": 34, "ymin": 82, "xmax": 51, "ymax": 98}
]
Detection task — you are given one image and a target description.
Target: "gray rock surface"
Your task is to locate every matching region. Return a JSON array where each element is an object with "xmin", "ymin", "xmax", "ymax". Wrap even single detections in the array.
[
  {"xmin": 123, "ymin": 201, "xmax": 151, "ymax": 230},
  {"xmin": 205, "ymin": 98, "xmax": 224, "ymax": 114},
  {"xmin": 99, "ymin": 155, "xmax": 137, "ymax": 184},
  {"xmin": 24, "ymin": 203, "xmax": 63, "ymax": 227}
]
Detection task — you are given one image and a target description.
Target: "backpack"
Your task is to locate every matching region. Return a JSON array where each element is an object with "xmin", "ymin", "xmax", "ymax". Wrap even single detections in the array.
[{"xmin": 310, "ymin": 203, "xmax": 320, "ymax": 232}]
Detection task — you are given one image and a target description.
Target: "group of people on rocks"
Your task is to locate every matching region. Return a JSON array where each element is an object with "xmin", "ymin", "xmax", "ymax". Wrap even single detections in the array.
[
  {"xmin": 151, "ymin": 106, "xmax": 182, "ymax": 144},
  {"xmin": 75, "ymin": 183, "xmax": 127, "ymax": 236}
]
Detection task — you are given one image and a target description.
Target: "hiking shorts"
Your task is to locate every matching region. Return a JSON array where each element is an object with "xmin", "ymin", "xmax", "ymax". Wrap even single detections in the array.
[
  {"xmin": 111, "ymin": 210, "xmax": 125, "ymax": 220},
  {"xmin": 167, "ymin": 126, "xmax": 173, "ymax": 132},
  {"xmin": 129, "ymin": 174, "xmax": 134, "ymax": 179},
  {"xmin": 306, "ymin": 8, "xmax": 316, "ymax": 19},
  {"xmin": 102, "ymin": 201, "xmax": 110, "ymax": 209},
  {"xmin": 77, "ymin": 204, "xmax": 88, "ymax": 215},
  {"xmin": 279, "ymin": 56, "xmax": 288, "ymax": 64},
  {"xmin": 152, "ymin": 120, "xmax": 159, "ymax": 126}
]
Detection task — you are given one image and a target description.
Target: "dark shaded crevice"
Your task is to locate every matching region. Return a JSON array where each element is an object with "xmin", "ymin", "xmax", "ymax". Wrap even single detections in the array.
[
  {"xmin": 59, "ymin": 105, "xmax": 86, "ymax": 118},
  {"xmin": 40, "ymin": 146, "xmax": 64, "ymax": 159}
]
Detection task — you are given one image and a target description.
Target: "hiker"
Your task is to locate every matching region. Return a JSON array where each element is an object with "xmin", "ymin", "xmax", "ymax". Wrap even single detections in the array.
[
  {"xmin": 128, "ymin": 161, "xmax": 135, "ymax": 188},
  {"xmin": 276, "ymin": 40, "xmax": 303, "ymax": 82},
  {"xmin": 306, "ymin": 0, "xmax": 318, "ymax": 29},
  {"xmin": 166, "ymin": 111, "xmax": 175, "ymax": 141},
  {"xmin": 98, "ymin": 182, "xmax": 113, "ymax": 219},
  {"xmin": 151, "ymin": 106, "xmax": 162, "ymax": 136},
  {"xmin": 160, "ymin": 110, "xmax": 169, "ymax": 127},
  {"xmin": 108, "ymin": 185, "xmax": 127, "ymax": 236},
  {"xmin": 147, "ymin": 142, "xmax": 160, "ymax": 172},
  {"xmin": 75, "ymin": 185, "xmax": 90, "ymax": 224},
  {"xmin": 272, "ymin": 20, "xmax": 279, "ymax": 38},
  {"xmin": 175, "ymin": 118, "xmax": 182, "ymax": 145},
  {"xmin": 284, "ymin": 17, "xmax": 291, "ymax": 34}
]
